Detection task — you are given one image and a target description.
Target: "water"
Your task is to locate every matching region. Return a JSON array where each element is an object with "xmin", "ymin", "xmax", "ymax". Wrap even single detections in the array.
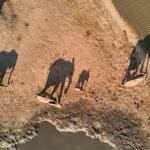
[
  {"xmin": 17, "ymin": 122, "xmax": 113, "ymax": 150},
  {"xmin": 112, "ymin": 0, "xmax": 150, "ymax": 38}
]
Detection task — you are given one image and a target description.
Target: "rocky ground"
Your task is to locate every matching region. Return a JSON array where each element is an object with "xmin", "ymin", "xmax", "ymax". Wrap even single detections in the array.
[{"xmin": 0, "ymin": 0, "xmax": 150, "ymax": 150}]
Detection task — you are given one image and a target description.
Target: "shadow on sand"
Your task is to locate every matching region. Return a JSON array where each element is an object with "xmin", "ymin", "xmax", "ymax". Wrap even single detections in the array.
[
  {"xmin": 39, "ymin": 58, "xmax": 75, "ymax": 104},
  {"xmin": 75, "ymin": 69, "xmax": 90, "ymax": 91},
  {"xmin": 122, "ymin": 35, "xmax": 150, "ymax": 84},
  {"xmin": 0, "ymin": 50, "xmax": 18, "ymax": 86},
  {"xmin": 0, "ymin": 0, "xmax": 5, "ymax": 13}
]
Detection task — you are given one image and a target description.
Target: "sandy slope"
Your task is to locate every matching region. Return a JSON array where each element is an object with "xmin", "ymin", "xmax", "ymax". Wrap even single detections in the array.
[{"xmin": 0, "ymin": 0, "xmax": 150, "ymax": 149}]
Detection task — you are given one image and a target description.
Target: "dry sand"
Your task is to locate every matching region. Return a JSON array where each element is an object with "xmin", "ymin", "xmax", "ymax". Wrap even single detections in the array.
[{"xmin": 0, "ymin": 0, "xmax": 150, "ymax": 150}]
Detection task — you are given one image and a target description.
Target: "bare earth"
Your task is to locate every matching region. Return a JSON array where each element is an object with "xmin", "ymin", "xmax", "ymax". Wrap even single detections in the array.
[{"xmin": 0, "ymin": 0, "xmax": 150, "ymax": 149}]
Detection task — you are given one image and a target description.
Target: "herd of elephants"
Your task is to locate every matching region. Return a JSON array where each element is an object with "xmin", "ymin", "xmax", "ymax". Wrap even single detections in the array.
[
  {"xmin": 0, "ymin": 0, "xmax": 150, "ymax": 103},
  {"xmin": 0, "ymin": 35, "xmax": 150, "ymax": 104}
]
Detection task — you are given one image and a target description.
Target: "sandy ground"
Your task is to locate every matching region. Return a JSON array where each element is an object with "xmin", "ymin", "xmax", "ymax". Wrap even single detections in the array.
[{"xmin": 0, "ymin": 0, "xmax": 150, "ymax": 149}]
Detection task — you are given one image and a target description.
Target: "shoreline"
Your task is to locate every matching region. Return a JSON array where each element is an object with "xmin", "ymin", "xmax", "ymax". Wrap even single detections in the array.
[
  {"xmin": 0, "ymin": 119, "xmax": 116, "ymax": 150},
  {"xmin": 46, "ymin": 119, "xmax": 116, "ymax": 149},
  {"xmin": 101, "ymin": 0, "xmax": 138, "ymax": 43}
]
